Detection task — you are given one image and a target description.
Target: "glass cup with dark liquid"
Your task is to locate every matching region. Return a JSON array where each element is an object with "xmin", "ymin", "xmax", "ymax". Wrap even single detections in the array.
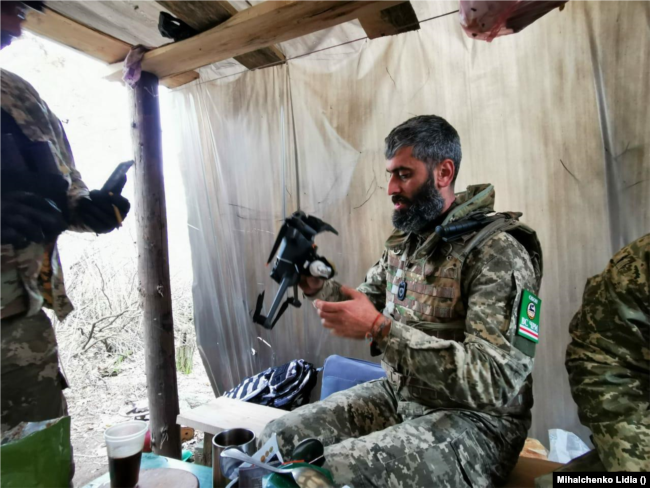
[{"xmin": 104, "ymin": 421, "xmax": 148, "ymax": 488}]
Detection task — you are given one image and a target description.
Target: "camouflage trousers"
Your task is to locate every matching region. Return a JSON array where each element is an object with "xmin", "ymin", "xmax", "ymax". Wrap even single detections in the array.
[
  {"xmin": 1, "ymin": 310, "xmax": 68, "ymax": 433},
  {"xmin": 259, "ymin": 378, "xmax": 528, "ymax": 488}
]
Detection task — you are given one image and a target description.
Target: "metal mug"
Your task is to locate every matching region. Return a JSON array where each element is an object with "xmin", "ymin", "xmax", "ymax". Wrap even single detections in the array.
[{"xmin": 212, "ymin": 428, "xmax": 256, "ymax": 487}]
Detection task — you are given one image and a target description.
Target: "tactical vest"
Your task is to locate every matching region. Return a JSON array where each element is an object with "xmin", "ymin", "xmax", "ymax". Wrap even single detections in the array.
[{"xmin": 381, "ymin": 213, "xmax": 543, "ymax": 416}]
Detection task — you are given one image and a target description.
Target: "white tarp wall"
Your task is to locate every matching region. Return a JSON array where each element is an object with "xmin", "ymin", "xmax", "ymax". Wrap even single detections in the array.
[{"xmin": 167, "ymin": 1, "xmax": 649, "ymax": 444}]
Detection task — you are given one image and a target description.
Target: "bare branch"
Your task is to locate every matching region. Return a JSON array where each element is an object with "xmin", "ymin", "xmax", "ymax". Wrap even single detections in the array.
[
  {"xmin": 81, "ymin": 309, "xmax": 132, "ymax": 351},
  {"xmin": 93, "ymin": 262, "xmax": 113, "ymax": 311},
  {"xmin": 83, "ymin": 335, "xmax": 119, "ymax": 353}
]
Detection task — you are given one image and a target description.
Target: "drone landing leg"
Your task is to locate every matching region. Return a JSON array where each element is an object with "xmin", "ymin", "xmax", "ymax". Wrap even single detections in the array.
[{"xmin": 263, "ymin": 276, "xmax": 291, "ymax": 329}]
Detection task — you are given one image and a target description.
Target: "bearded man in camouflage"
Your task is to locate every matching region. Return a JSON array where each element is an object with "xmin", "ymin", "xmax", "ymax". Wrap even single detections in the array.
[
  {"xmin": 536, "ymin": 234, "xmax": 649, "ymax": 486},
  {"xmin": 1, "ymin": 1, "xmax": 130, "ymax": 434},
  {"xmin": 259, "ymin": 115, "xmax": 544, "ymax": 487}
]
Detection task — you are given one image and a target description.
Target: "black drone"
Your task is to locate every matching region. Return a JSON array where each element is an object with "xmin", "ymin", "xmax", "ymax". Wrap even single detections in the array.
[{"xmin": 253, "ymin": 211, "xmax": 337, "ymax": 330}]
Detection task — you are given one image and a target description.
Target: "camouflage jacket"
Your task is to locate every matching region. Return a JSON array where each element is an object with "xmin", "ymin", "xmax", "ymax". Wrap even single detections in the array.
[
  {"xmin": 566, "ymin": 234, "xmax": 650, "ymax": 471},
  {"xmin": 314, "ymin": 184, "xmax": 542, "ymax": 419},
  {"xmin": 1, "ymin": 69, "xmax": 90, "ymax": 320}
]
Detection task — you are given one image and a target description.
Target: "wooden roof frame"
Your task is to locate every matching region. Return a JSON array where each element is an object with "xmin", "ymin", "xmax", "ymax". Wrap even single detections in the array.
[
  {"xmin": 24, "ymin": 1, "xmax": 418, "ymax": 89},
  {"xmin": 156, "ymin": 1, "xmax": 287, "ymax": 70},
  {"xmin": 23, "ymin": 7, "xmax": 200, "ymax": 88}
]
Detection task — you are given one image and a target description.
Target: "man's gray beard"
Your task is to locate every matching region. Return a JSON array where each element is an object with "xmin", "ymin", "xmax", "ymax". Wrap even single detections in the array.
[{"xmin": 392, "ymin": 178, "xmax": 445, "ymax": 234}]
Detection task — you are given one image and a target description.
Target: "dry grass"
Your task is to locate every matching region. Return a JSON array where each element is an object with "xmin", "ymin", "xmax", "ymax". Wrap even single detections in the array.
[{"xmin": 51, "ymin": 226, "xmax": 196, "ymax": 385}]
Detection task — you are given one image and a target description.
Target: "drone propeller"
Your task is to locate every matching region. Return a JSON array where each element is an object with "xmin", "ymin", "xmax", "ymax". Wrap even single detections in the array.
[
  {"xmin": 288, "ymin": 215, "xmax": 317, "ymax": 239},
  {"xmin": 304, "ymin": 215, "xmax": 338, "ymax": 236}
]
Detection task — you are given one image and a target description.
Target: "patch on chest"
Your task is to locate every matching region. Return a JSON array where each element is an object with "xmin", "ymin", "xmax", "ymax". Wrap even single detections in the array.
[{"xmin": 397, "ymin": 281, "xmax": 407, "ymax": 301}]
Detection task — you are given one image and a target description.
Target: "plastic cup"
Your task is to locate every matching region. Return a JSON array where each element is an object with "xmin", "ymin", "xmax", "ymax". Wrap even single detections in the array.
[{"xmin": 104, "ymin": 420, "xmax": 148, "ymax": 488}]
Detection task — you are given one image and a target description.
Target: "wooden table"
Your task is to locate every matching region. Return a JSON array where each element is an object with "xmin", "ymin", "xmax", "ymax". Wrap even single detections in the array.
[
  {"xmin": 504, "ymin": 457, "xmax": 563, "ymax": 488},
  {"xmin": 177, "ymin": 397, "xmax": 287, "ymax": 466},
  {"xmin": 82, "ymin": 453, "xmax": 212, "ymax": 488}
]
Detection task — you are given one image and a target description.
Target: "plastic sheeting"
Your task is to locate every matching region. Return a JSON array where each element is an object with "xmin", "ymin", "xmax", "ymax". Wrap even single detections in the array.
[{"xmin": 168, "ymin": 1, "xmax": 649, "ymax": 443}]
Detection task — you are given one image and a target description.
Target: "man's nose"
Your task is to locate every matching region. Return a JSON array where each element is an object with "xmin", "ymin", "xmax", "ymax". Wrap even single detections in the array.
[{"xmin": 387, "ymin": 174, "xmax": 401, "ymax": 196}]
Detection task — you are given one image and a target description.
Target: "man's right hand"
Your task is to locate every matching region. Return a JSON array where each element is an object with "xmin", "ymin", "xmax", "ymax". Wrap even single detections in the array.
[
  {"xmin": 1, "ymin": 192, "xmax": 68, "ymax": 250},
  {"xmin": 299, "ymin": 275, "xmax": 326, "ymax": 296},
  {"xmin": 76, "ymin": 189, "xmax": 130, "ymax": 234}
]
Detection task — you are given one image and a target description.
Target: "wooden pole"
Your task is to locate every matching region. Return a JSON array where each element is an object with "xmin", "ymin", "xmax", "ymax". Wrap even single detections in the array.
[{"xmin": 129, "ymin": 71, "xmax": 181, "ymax": 459}]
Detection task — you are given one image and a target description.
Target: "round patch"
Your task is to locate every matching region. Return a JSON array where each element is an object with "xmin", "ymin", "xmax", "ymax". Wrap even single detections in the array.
[{"xmin": 527, "ymin": 302, "xmax": 537, "ymax": 320}]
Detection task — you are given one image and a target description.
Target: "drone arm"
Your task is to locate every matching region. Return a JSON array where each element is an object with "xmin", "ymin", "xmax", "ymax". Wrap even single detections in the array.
[{"xmin": 262, "ymin": 276, "xmax": 292, "ymax": 329}]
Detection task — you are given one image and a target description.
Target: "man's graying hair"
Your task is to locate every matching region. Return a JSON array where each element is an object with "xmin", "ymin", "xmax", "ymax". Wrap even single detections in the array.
[{"xmin": 384, "ymin": 115, "xmax": 462, "ymax": 182}]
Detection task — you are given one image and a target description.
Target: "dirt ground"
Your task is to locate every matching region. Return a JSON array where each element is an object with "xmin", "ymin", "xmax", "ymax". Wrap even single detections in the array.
[{"xmin": 65, "ymin": 351, "xmax": 214, "ymax": 486}]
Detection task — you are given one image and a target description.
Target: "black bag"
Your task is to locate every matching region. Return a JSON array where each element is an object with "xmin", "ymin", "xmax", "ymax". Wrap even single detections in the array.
[{"xmin": 224, "ymin": 359, "xmax": 319, "ymax": 411}]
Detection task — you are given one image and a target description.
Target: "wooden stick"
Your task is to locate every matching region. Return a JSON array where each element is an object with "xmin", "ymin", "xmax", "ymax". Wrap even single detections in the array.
[{"xmin": 129, "ymin": 71, "xmax": 181, "ymax": 459}]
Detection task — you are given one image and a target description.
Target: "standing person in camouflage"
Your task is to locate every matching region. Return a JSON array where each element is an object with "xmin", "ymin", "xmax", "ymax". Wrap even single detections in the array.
[
  {"xmin": 1, "ymin": 1, "xmax": 131, "ymax": 435},
  {"xmin": 536, "ymin": 234, "xmax": 649, "ymax": 486},
  {"xmin": 259, "ymin": 115, "xmax": 544, "ymax": 487}
]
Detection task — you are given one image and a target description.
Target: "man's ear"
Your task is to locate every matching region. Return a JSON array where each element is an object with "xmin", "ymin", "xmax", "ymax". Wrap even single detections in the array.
[{"xmin": 434, "ymin": 159, "xmax": 455, "ymax": 190}]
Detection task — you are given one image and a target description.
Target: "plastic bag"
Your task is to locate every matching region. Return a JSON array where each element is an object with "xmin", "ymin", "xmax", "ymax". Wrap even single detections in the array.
[
  {"xmin": 460, "ymin": 1, "xmax": 568, "ymax": 42},
  {"xmin": 262, "ymin": 463, "xmax": 335, "ymax": 488},
  {"xmin": 547, "ymin": 428, "xmax": 590, "ymax": 464},
  {"xmin": 0, "ymin": 416, "xmax": 72, "ymax": 487}
]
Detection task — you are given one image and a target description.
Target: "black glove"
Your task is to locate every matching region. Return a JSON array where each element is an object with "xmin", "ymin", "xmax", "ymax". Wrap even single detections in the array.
[
  {"xmin": 1, "ymin": 191, "xmax": 68, "ymax": 249},
  {"xmin": 76, "ymin": 189, "xmax": 130, "ymax": 234}
]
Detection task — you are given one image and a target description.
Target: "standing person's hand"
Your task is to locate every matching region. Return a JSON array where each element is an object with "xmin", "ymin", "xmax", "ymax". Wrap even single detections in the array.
[
  {"xmin": 1, "ymin": 191, "xmax": 68, "ymax": 249},
  {"xmin": 77, "ymin": 190, "xmax": 130, "ymax": 234}
]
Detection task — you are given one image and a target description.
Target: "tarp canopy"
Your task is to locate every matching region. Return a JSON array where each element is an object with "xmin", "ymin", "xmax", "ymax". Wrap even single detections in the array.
[{"xmin": 167, "ymin": 1, "xmax": 649, "ymax": 444}]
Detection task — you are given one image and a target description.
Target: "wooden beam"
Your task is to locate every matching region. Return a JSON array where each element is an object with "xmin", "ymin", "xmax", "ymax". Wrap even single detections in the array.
[
  {"xmin": 161, "ymin": 71, "xmax": 200, "ymax": 89},
  {"xmin": 157, "ymin": 0, "xmax": 286, "ymax": 70},
  {"xmin": 130, "ymin": 71, "xmax": 181, "ymax": 459},
  {"xmin": 24, "ymin": 7, "xmax": 200, "ymax": 89},
  {"xmin": 234, "ymin": 45, "xmax": 286, "ymax": 71},
  {"xmin": 107, "ymin": 1, "xmax": 405, "ymax": 82},
  {"xmin": 48, "ymin": 1, "xmax": 171, "ymax": 48},
  {"xmin": 23, "ymin": 7, "xmax": 131, "ymax": 64},
  {"xmin": 359, "ymin": 2, "xmax": 420, "ymax": 40},
  {"xmin": 157, "ymin": 1, "xmax": 239, "ymax": 31}
]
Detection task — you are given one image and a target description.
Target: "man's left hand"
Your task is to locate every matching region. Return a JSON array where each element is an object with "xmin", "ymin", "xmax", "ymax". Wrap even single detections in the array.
[{"xmin": 315, "ymin": 286, "xmax": 379, "ymax": 340}]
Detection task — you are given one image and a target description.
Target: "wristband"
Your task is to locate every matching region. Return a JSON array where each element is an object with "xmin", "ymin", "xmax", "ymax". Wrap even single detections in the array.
[{"xmin": 365, "ymin": 313, "xmax": 384, "ymax": 343}]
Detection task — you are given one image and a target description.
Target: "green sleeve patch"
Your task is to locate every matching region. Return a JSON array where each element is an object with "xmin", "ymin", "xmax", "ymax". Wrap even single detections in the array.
[{"xmin": 514, "ymin": 290, "xmax": 541, "ymax": 358}]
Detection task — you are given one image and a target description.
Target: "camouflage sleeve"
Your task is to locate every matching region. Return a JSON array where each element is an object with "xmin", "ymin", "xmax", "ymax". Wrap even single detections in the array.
[
  {"xmin": 1, "ymin": 70, "xmax": 90, "ymax": 229},
  {"xmin": 306, "ymin": 279, "xmax": 347, "ymax": 303},
  {"xmin": 306, "ymin": 251, "xmax": 388, "ymax": 310},
  {"xmin": 378, "ymin": 232, "xmax": 538, "ymax": 409},
  {"xmin": 565, "ymin": 234, "xmax": 650, "ymax": 471},
  {"xmin": 47, "ymin": 107, "xmax": 91, "ymax": 231},
  {"xmin": 356, "ymin": 250, "xmax": 388, "ymax": 311}
]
